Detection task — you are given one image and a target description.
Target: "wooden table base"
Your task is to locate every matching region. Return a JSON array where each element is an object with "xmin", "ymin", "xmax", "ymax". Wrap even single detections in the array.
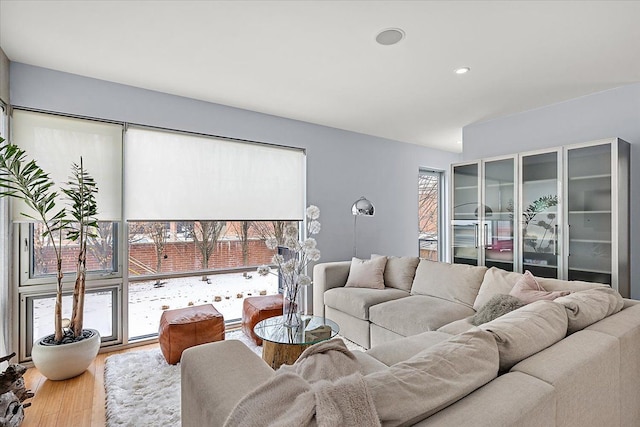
[{"xmin": 262, "ymin": 341, "xmax": 310, "ymax": 369}]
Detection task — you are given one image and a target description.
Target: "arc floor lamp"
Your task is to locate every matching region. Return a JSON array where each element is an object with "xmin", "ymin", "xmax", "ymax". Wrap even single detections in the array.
[{"xmin": 352, "ymin": 196, "xmax": 375, "ymax": 257}]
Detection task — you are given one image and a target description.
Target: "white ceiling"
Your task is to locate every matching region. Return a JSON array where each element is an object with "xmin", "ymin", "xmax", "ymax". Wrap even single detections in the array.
[{"xmin": 1, "ymin": 1, "xmax": 639, "ymax": 153}]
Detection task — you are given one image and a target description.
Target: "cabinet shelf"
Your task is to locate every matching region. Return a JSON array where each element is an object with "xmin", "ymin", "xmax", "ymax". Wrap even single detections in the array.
[
  {"xmin": 569, "ymin": 174, "xmax": 611, "ymax": 181},
  {"xmin": 454, "ymin": 185, "xmax": 478, "ymax": 191},
  {"xmin": 523, "ymin": 178, "xmax": 557, "ymax": 185},
  {"xmin": 568, "ymin": 210, "xmax": 611, "ymax": 215},
  {"xmin": 569, "ymin": 267, "xmax": 611, "ymax": 274},
  {"xmin": 523, "ymin": 263, "xmax": 557, "ymax": 269},
  {"xmin": 569, "ymin": 239, "xmax": 611, "ymax": 244},
  {"xmin": 486, "ymin": 182, "xmax": 514, "ymax": 188}
]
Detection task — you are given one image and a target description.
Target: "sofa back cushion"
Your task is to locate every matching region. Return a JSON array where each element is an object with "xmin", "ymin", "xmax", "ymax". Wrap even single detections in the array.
[
  {"xmin": 372, "ymin": 254, "xmax": 419, "ymax": 291},
  {"xmin": 365, "ymin": 329, "xmax": 499, "ymax": 426},
  {"xmin": 553, "ymin": 287, "xmax": 624, "ymax": 334},
  {"xmin": 478, "ymin": 300, "xmax": 568, "ymax": 372},
  {"xmin": 473, "ymin": 267, "xmax": 607, "ymax": 310},
  {"xmin": 345, "ymin": 257, "xmax": 387, "ymax": 289},
  {"xmin": 411, "ymin": 260, "xmax": 487, "ymax": 308}
]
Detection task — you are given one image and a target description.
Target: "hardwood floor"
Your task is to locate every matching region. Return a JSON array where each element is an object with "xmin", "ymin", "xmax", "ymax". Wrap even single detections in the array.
[{"xmin": 21, "ymin": 343, "xmax": 159, "ymax": 427}]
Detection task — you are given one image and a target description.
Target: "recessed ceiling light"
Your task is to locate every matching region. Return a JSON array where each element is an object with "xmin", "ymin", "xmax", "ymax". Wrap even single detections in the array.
[
  {"xmin": 375, "ymin": 28, "xmax": 405, "ymax": 46},
  {"xmin": 454, "ymin": 67, "xmax": 471, "ymax": 75}
]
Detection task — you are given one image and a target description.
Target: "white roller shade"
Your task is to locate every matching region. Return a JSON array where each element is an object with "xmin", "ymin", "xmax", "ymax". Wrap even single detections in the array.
[
  {"xmin": 125, "ymin": 127, "xmax": 305, "ymax": 221},
  {"xmin": 11, "ymin": 110, "xmax": 123, "ymax": 221}
]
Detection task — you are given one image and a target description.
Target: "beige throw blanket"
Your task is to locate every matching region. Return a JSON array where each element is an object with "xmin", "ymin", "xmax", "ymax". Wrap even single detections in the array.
[{"xmin": 224, "ymin": 339, "xmax": 381, "ymax": 427}]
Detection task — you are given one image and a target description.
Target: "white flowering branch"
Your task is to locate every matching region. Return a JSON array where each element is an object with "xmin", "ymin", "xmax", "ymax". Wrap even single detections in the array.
[{"xmin": 257, "ymin": 205, "xmax": 321, "ymax": 325}]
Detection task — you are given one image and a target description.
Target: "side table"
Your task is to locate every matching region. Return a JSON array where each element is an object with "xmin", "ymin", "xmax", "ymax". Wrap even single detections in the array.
[{"xmin": 254, "ymin": 315, "xmax": 339, "ymax": 369}]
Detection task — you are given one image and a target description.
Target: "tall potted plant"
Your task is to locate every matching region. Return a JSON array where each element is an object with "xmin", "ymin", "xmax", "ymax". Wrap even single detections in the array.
[{"xmin": 0, "ymin": 138, "xmax": 101, "ymax": 380}]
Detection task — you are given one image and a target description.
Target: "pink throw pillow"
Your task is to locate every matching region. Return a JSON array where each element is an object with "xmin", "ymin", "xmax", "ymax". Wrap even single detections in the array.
[{"xmin": 509, "ymin": 270, "xmax": 570, "ymax": 304}]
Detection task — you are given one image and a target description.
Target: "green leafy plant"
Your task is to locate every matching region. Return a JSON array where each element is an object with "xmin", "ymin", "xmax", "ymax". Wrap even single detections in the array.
[{"xmin": 0, "ymin": 137, "xmax": 99, "ymax": 343}]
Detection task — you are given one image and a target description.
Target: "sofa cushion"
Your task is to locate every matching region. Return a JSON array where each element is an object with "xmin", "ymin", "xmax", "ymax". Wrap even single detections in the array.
[
  {"xmin": 345, "ymin": 256, "xmax": 387, "ymax": 289},
  {"xmin": 324, "ymin": 287, "xmax": 409, "ymax": 321},
  {"xmin": 509, "ymin": 270, "xmax": 570, "ymax": 303},
  {"xmin": 437, "ymin": 316, "xmax": 475, "ymax": 335},
  {"xmin": 411, "ymin": 260, "xmax": 487, "ymax": 308},
  {"xmin": 369, "ymin": 295, "xmax": 476, "ymax": 337},
  {"xmin": 366, "ymin": 331, "xmax": 452, "ymax": 366},
  {"xmin": 372, "ymin": 254, "xmax": 419, "ymax": 291},
  {"xmin": 352, "ymin": 350, "xmax": 389, "ymax": 375},
  {"xmin": 365, "ymin": 329, "xmax": 499, "ymax": 426},
  {"xmin": 474, "ymin": 266, "xmax": 607, "ymax": 310},
  {"xmin": 553, "ymin": 287, "xmax": 624, "ymax": 334},
  {"xmin": 478, "ymin": 300, "xmax": 568, "ymax": 372}
]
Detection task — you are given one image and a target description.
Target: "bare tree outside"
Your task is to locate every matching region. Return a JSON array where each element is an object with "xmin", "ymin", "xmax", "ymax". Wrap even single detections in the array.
[
  {"xmin": 191, "ymin": 220, "xmax": 226, "ymax": 281},
  {"xmin": 232, "ymin": 221, "xmax": 252, "ymax": 266},
  {"xmin": 87, "ymin": 221, "xmax": 114, "ymax": 271},
  {"xmin": 128, "ymin": 222, "xmax": 169, "ymax": 286},
  {"xmin": 419, "ymin": 172, "xmax": 440, "ymax": 261},
  {"xmin": 251, "ymin": 220, "xmax": 293, "ymax": 246}
]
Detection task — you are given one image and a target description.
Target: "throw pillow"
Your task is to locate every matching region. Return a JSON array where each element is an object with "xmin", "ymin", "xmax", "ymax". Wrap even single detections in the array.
[
  {"xmin": 371, "ymin": 254, "xmax": 419, "ymax": 291},
  {"xmin": 472, "ymin": 267, "xmax": 524, "ymax": 310},
  {"xmin": 345, "ymin": 256, "xmax": 387, "ymax": 289},
  {"xmin": 472, "ymin": 294, "xmax": 525, "ymax": 326},
  {"xmin": 509, "ymin": 270, "xmax": 570, "ymax": 304}
]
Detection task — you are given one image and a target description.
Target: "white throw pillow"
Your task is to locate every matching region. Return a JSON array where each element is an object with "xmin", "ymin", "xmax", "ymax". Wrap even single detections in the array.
[{"xmin": 345, "ymin": 257, "xmax": 387, "ymax": 289}]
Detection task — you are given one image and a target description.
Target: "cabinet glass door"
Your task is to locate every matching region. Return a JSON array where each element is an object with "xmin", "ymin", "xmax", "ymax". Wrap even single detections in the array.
[
  {"xmin": 566, "ymin": 144, "xmax": 612, "ymax": 284},
  {"xmin": 483, "ymin": 158, "xmax": 515, "ymax": 271},
  {"xmin": 452, "ymin": 163, "xmax": 479, "ymax": 265},
  {"xmin": 521, "ymin": 151, "xmax": 560, "ymax": 278}
]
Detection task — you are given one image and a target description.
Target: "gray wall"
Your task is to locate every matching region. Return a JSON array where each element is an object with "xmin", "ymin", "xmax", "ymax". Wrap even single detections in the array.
[
  {"xmin": 10, "ymin": 62, "xmax": 459, "ymax": 266},
  {"xmin": 462, "ymin": 83, "xmax": 640, "ymax": 298},
  {"xmin": 0, "ymin": 48, "xmax": 9, "ymax": 105}
]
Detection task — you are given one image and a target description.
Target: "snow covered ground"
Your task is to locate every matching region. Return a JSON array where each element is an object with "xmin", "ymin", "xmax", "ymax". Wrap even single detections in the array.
[
  {"xmin": 32, "ymin": 270, "xmax": 279, "ymax": 343},
  {"xmin": 128, "ymin": 271, "xmax": 279, "ymax": 338}
]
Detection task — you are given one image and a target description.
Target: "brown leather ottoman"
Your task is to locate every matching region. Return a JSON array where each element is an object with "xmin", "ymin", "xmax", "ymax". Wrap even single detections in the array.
[
  {"xmin": 242, "ymin": 294, "xmax": 284, "ymax": 345},
  {"xmin": 159, "ymin": 304, "xmax": 225, "ymax": 364}
]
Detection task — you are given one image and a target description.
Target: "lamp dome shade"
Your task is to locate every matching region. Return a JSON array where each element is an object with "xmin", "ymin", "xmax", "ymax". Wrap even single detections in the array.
[{"xmin": 352, "ymin": 196, "xmax": 375, "ymax": 216}]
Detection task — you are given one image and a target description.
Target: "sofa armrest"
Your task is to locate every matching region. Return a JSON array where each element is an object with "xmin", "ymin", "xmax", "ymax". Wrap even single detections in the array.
[
  {"xmin": 312, "ymin": 261, "xmax": 351, "ymax": 317},
  {"xmin": 181, "ymin": 340, "xmax": 275, "ymax": 427}
]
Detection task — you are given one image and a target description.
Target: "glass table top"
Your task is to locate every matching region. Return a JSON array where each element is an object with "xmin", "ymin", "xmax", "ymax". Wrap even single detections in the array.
[{"xmin": 254, "ymin": 315, "xmax": 339, "ymax": 345}]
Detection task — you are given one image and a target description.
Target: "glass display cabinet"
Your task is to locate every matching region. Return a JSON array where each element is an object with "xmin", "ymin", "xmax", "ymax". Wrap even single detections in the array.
[{"xmin": 450, "ymin": 138, "xmax": 629, "ymax": 297}]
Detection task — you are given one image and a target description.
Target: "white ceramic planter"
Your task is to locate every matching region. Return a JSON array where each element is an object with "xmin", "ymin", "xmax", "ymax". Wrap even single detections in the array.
[{"xmin": 31, "ymin": 329, "xmax": 101, "ymax": 381}]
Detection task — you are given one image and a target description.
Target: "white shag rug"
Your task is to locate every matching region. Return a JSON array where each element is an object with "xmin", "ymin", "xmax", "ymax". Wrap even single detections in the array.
[{"xmin": 104, "ymin": 330, "xmax": 362, "ymax": 426}]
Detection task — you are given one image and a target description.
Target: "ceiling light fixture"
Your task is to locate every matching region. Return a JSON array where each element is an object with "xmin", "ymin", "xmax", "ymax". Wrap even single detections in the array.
[
  {"xmin": 376, "ymin": 28, "xmax": 405, "ymax": 46},
  {"xmin": 454, "ymin": 67, "xmax": 471, "ymax": 75}
]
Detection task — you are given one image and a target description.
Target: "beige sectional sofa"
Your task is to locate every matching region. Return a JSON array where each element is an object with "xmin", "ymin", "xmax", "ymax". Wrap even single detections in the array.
[{"xmin": 181, "ymin": 258, "xmax": 640, "ymax": 426}]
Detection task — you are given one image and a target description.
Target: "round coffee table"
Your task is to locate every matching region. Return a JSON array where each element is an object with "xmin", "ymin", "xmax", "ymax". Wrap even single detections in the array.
[{"xmin": 254, "ymin": 315, "xmax": 339, "ymax": 369}]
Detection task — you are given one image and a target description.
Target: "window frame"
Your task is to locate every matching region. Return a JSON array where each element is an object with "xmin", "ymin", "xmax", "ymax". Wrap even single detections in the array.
[{"xmin": 418, "ymin": 168, "xmax": 445, "ymax": 261}]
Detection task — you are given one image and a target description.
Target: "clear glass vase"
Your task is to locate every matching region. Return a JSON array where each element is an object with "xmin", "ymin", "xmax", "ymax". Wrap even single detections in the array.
[{"xmin": 283, "ymin": 281, "xmax": 304, "ymax": 328}]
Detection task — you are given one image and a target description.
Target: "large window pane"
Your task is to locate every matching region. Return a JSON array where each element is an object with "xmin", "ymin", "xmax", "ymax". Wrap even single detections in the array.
[
  {"xmin": 30, "ymin": 221, "xmax": 118, "ymax": 278},
  {"xmin": 27, "ymin": 288, "xmax": 117, "ymax": 356},
  {"xmin": 127, "ymin": 220, "xmax": 293, "ymax": 339}
]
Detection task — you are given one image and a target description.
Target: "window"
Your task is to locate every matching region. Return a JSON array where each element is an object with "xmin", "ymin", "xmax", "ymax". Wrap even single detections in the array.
[
  {"xmin": 126, "ymin": 220, "xmax": 296, "ymax": 338},
  {"xmin": 9, "ymin": 109, "xmax": 306, "ymax": 359},
  {"xmin": 418, "ymin": 169, "xmax": 444, "ymax": 261},
  {"xmin": 28, "ymin": 221, "xmax": 118, "ymax": 279},
  {"xmin": 11, "ymin": 110, "xmax": 123, "ymax": 360}
]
